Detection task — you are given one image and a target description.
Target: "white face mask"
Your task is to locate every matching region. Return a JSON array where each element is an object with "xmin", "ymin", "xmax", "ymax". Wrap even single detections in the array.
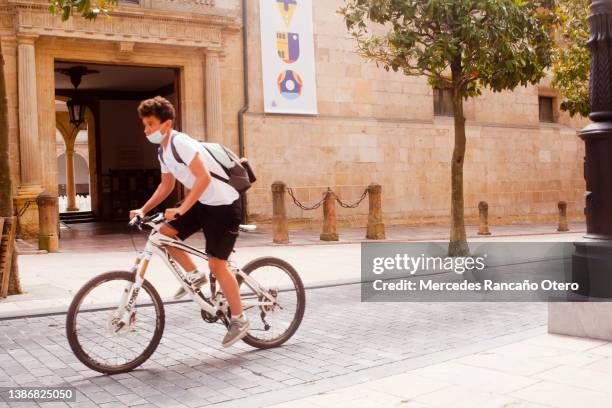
[{"xmin": 146, "ymin": 129, "xmax": 165, "ymax": 144}]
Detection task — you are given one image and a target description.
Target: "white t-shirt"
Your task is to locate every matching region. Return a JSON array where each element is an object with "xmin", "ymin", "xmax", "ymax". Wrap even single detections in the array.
[{"xmin": 159, "ymin": 131, "xmax": 239, "ymax": 206}]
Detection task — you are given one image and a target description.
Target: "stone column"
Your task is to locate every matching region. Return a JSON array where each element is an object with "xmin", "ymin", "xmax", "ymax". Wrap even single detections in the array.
[
  {"xmin": 15, "ymin": 35, "xmax": 42, "ymax": 238},
  {"xmin": 65, "ymin": 143, "xmax": 79, "ymax": 212},
  {"xmin": 37, "ymin": 191, "xmax": 59, "ymax": 252},
  {"xmin": 205, "ymin": 50, "xmax": 223, "ymax": 144}
]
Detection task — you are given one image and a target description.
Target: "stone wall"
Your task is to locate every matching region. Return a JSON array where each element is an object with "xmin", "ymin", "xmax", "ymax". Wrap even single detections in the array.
[
  {"xmin": 0, "ymin": 0, "xmax": 589, "ymax": 236},
  {"xmin": 241, "ymin": 0, "xmax": 588, "ymax": 228}
]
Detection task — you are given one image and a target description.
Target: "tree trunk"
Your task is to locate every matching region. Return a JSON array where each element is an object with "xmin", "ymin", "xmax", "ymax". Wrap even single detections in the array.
[
  {"xmin": 8, "ymin": 251, "xmax": 21, "ymax": 295},
  {"xmin": 0, "ymin": 41, "xmax": 21, "ymax": 294},
  {"xmin": 0, "ymin": 49, "xmax": 10, "ymax": 216},
  {"xmin": 448, "ymin": 61, "xmax": 469, "ymax": 256}
]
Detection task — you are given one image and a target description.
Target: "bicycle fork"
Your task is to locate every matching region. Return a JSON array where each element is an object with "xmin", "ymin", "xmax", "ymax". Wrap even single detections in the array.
[{"xmin": 114, "ymin": 244, "xmax": 152, "ymax": 332}]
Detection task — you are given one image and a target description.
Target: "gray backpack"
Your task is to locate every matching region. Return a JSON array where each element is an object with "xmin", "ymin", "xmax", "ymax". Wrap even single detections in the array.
[{"xmin": 158, "ymin": 134, "xmax": 256, "ymax": 193}]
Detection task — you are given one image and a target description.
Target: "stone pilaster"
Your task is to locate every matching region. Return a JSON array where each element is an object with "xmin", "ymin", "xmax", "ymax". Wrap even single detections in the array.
[
  {"xmin": 65, "ymin": 145, "xmax": 79, "ymax": 212},
  {"xmin": 205, "ymin": 50, "xmax": 223, "ymax": 144},
  {"xmin": 15, "ymin": 34, "xmax": 42, "ymax": 238}
]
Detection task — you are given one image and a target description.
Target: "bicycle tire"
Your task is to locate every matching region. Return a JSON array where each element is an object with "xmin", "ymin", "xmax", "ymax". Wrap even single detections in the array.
[
  {"xmin": 66, "ymin": 271, "xmax": 165, "ymax": 374},
  {"xmin": 237, "ymin": 257, "xmax": 305, "ymax": 349}
]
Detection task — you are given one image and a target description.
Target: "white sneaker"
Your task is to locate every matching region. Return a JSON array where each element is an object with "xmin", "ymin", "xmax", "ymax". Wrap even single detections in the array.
[
  {"xmin": 222, "ymin": 315, "xmax": 250, "ymax": 347},
  {"xmin": 173, "ymin": 271, "xmax": 208, "ymax": 300}
]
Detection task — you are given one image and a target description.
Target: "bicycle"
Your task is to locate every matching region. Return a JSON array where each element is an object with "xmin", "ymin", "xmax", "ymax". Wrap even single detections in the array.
[{"xmin": 66, "ymin": 212, "xmax": 306, "ymax": 374}]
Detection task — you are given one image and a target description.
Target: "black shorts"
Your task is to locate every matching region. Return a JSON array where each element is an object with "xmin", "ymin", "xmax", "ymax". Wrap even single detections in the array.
[{"xmin": 168, "ymin": 199, "xmax": 242, "ymax": 260}]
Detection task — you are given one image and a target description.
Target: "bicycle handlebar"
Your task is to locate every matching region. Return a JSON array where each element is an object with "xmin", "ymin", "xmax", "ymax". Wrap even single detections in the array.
[{"xmin": 129, "ymin": 212, "xmax": 165, "ymax": 227}]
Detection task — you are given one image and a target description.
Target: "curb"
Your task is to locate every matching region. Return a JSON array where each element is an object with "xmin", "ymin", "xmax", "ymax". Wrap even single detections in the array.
[{"xmin": 0, "ymin": 278, "xmax": 360, "ymax": 321}]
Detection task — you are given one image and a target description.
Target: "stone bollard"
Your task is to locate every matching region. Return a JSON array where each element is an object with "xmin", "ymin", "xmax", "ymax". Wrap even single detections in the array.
[
  {"xmin": 366, "ymin": 183, "xmax": 385, "ymax": 239},
  {"xmin": 320, "ymin": 189, "xmax": 339, "ymax": 241},
  {"xmin": 37, "ymin": 191, "xmax": 59, "ymax": 252},
  {"xmin": 558, "ymin": 201, "xmax": 569, "ymax": 232},
  {"xmin": 271, "ymin": 181, "xmax": 289, "ymax": 244},
  {"xmin": 478, "ymin": 201, "xmax": 491, "ymax": 235}
]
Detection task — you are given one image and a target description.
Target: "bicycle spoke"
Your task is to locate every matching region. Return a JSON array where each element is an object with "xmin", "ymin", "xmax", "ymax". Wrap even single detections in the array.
[
  {"xmin": 239, "ymin": 261, "xmax": 303, "ymax": 344},
  {"xmin": 70, "ymin": 275, "xmax": 161, "ymax": 372}
]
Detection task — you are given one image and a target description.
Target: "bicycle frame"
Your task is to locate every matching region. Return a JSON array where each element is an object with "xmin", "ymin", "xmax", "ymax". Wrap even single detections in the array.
[{"xmin": 116, "ymin": 215, "xmax": 276, "ymax": 329}]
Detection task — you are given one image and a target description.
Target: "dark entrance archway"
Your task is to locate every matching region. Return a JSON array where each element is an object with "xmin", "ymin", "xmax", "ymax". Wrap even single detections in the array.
[{"xmin": 54, "ymin": 61, "xmax": 184, "ymax": 226}]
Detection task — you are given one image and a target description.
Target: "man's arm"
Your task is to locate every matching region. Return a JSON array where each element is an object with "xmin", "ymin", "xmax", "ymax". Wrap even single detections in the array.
[
  {"xmin": 140, "ymin": 172, "xmax": 176, "ymax": 214},
  {"xmin": 164, "ymin": 153, "xmax": 211, "ymax": 220}
]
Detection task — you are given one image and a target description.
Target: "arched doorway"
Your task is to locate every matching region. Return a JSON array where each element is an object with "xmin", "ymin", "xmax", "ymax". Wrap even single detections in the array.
[
  {"xmin": 57, "ymin": 151, "xmax": 91, "ymax": 212},
  {"xmin": 55, "ymin": 101, "xmax": 92, "ymax": 214}
]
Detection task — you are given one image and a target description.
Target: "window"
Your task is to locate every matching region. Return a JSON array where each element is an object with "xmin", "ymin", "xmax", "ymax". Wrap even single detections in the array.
[
  {"xmin": 433, "ymin": 88, "xmax": 454, "ymax": 117},
  {"xmin": 539, "ymin": 96, "xmax": 555, "ymax": 123}
]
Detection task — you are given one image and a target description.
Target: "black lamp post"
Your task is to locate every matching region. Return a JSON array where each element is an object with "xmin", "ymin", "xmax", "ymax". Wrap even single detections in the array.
[
  {"xmin": 55, "ymin": 65, "xmax": 99, "ymax": 128},
  {"xmin": 572, "ymin": 0, "xmax": 612, "ymax": 298},
  {"xmin": 66, "ymin": 96, "xmax": 86, "ymax": 128}
]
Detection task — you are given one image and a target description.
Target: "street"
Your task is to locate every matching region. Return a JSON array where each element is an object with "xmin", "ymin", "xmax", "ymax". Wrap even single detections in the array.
[{"xmin": 0, "ymin": 282, "xmax": 547, "ymax": 407}]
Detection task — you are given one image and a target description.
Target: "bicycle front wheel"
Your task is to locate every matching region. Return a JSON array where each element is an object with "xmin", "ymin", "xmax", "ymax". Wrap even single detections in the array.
[
  {"xmin": 237, "ymin": 257, "xmax": 305, "ymax": 349},
  {"xmin": 66, "ymin": 271, "xmax": 165, "ymax": 374}
]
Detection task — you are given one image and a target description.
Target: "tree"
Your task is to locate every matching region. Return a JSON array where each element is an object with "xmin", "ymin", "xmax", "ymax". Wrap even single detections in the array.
[
  {"xmin": 551, "ymin": 0, "xmax": 590, "ymax": 118},
  {"xmin": 49, "ymin": 0, "xmax": 118, "ymax": 21},
  {"xmin": 339, "ymin": 0, "xmax": 553, "ymax": 255}
]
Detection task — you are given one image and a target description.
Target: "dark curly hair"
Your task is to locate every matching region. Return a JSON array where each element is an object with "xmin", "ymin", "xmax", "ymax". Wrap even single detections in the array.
[{"xmin": 137, "ymin": 96, "xmax": 175, "ymax": 122}]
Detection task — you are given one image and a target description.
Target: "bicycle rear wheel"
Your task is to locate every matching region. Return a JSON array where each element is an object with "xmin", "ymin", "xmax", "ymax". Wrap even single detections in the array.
[
  {"xmin": 66, "ymin": 271, "xmax": 165, "ymax": 374},
  {"xmin": 237, "ymin": 257, "xmax": 305, "ymax": 349}
]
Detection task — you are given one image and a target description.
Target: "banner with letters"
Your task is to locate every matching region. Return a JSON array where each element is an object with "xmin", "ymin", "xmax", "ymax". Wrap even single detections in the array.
[{"xmin": 259, "ymin": 0, "xmax": 318, "ymax": 115}]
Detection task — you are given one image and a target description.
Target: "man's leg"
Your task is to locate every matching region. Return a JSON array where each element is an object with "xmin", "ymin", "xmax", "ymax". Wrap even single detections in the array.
[
  {"xmin": 160, "ymin": 224, "xmax": 197, "ymax": 271},
  {"xmin": 210, "ymin": 256, "xmax": 249, "ymax": 347},
  {"xmin": 208, "ymin": 257, "xmax": 242, "ymax": 315}
]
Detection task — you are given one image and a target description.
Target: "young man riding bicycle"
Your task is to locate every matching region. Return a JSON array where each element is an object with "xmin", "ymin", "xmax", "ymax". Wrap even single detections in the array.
[{"xmin": 129, "ymin": 96, "xmax": 249, "ymax": 348}]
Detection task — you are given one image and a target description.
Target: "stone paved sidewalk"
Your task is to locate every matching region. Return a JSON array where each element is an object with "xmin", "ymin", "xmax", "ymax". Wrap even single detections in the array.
[
  {"xmin": 0, "ymin": 283, "xmax": 547, "ymax": 407},
  {"xmin": 269, "ymin": 332, "xmax": 612, "ymax": 408},
  {"xmin": 2, "ymin": 223, "xmax": 586, "ymax": 316},
  {"xmin": 49, "ymin": 221, "xmax": 587, "ymax": 254}
]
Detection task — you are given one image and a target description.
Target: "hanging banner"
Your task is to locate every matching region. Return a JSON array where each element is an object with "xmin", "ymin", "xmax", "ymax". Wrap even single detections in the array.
[{"xmin": 260, "ymin": 0, "xmax": 318, "ymax": 115}]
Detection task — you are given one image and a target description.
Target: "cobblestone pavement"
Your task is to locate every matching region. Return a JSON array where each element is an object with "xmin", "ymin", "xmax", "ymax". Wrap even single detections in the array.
[{"xmin": 0, "ymin": 283, "xmax": 547, "ymax": 407}]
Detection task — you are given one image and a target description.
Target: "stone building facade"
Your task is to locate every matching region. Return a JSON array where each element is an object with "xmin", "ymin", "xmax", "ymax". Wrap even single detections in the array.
[{"xmin": 1, "ymin": 0, "xmax": 587, "ymax": 241}]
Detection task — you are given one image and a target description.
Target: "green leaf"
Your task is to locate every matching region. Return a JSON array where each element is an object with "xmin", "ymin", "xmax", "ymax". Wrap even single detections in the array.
[
  {"xmin": 48, "ymin": 0, "xmax": 117, "ymax": 21},
  {"xmin": 551, "ymin": 0, "xmax": 590, "ymax": 117},
  {"xmin": 338, "ymin": 0, "xmax": 553, "ymax": 97}
]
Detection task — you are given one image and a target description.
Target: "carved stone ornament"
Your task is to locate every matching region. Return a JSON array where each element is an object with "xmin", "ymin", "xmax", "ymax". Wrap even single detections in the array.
[{"xmin": 6, "ymin": 2, "xmax": 236, "ymax": 48}]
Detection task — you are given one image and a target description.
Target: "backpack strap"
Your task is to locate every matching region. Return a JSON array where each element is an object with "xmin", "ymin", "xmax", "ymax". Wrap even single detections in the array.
[
  {"xmin": 169, "ymin": 133, "xmax": 185, "ymax": 165},
  {"xmin": 210, "ymin": 172, "xmax": 232, "ymax": 184},
  {"xmin": 169, "ymin": 134, "xmax": 233, "ymax": 186},
  {"xmin": 158, "ymin": 146, "xmax": 164, "ymax": 165},
  {"xmin": 158, "ymin": 132, "xmax": 183, "ymax": 165}
]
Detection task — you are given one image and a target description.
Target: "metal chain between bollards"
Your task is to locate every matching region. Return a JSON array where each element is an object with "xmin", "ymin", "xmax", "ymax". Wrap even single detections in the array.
[
  {"xmin": 286, "ymin": 187, "xmax": 327, "ymax": 211},
  {"xmin": 286, "ymin": 187, "xmax": 369, "ymax": 210},
  {"xmin": 336, "ymin": 188, "xmax": 368, "ymax": 209}
]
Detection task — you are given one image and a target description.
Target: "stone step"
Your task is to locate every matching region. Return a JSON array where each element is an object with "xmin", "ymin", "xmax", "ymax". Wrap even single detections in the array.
[{"xmin": 60, "ymin": 211, "xmax": 96, "ymax": 224}]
